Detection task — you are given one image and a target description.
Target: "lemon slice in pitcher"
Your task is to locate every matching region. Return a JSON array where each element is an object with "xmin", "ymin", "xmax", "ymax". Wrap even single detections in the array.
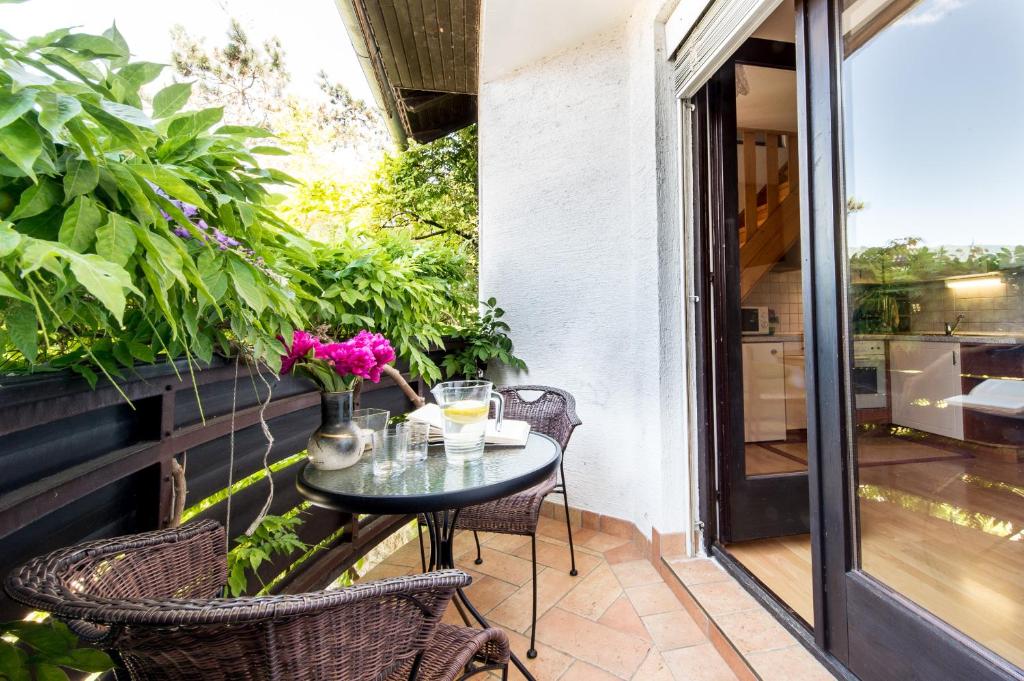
[{"xmin": 442, "ymin": 400, "xmax": 488, "ymax": 424}]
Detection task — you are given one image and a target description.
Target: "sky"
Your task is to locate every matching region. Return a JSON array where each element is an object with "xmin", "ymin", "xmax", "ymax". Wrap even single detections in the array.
[
  {"xmin": 842, "ymin": 0, "xmax": 1024, "ymax": 251},
  {"xmin": 0, "ymin": 0, "xmax": 375, "ymax": 103}
]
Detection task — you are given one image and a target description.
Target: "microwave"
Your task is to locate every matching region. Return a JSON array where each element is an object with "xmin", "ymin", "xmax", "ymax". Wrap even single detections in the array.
[{"xmin": 741, "ymin": 307, "xmax": 771, "ymax": 335}]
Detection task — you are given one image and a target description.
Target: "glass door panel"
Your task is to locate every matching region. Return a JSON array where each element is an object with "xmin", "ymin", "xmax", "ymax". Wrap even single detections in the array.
[{"xmin": 840, "ymin": 0, "xmax": 1024, "ymax": 669}]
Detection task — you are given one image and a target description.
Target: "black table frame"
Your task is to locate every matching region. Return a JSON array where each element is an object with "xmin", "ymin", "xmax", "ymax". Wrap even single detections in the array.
[{"xmin": 296, "ymin": 435, "xmax": 561, "ymax": 681}]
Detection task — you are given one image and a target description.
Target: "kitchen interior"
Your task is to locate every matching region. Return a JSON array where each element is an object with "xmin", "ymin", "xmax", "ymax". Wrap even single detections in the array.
[{"xmin": 722, "ymin": 0, "xmax": 1024, "ymax": 669}]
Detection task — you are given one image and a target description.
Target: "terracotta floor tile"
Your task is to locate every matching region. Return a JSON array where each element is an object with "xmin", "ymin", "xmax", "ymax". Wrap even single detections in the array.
[
  {"xmin": 746, "ymin": 644, "xmax": 834, "ymax": 681},
  {"xmin": 462, "ymin": 574, "xmax": 520, "ymax": 615},
  {"xmin": 662, "ymin": 643, "xmax": 739, "ymax": 681},
  {"xmin": 625, "ymin": 583, "xmax": 683, "ymax": 617},
  {"xmin": 560, "ymin": 660, "xmax": 622, "ymax": 681},
  {"xmin": 535, "ymin": 608, "xmax": 651, "ymax": 678},
  {"xmin": 598, "ymin": 594, "xmax": 651, "ymax": 642},
  {"xmin": 665, "ymin": 557, "xmax": 730, "ymax": 586},
  {"xmin": 576, "ymin": 530, "xmax": 630, "ymax": 553},
  {"xmin": 387, "ymin": 537, "xmax": 427, "ymax": 568},
  {"xmin": 487, "ymin": 566, "xmax": 580, "ymax": 633},
  {"xmin": 604, "ymin": 541, "xmax": 645, "ymax": 565},
  {"xmin": 611, "ymin": 559, "xmax": 664, "ymax": 588},
  {"xmin": 512, "ymin": 536, "xmax": 601, "ymax": 576},
  {"xmin": 689, "ymin": 580, "xmax": 759, "ymax": 617},
  {"xmin": 505, "ymin": 628, "xmax": 575, "ymax": 681},
  {"xmin": 484, "ymin": 532, "xmax": 532, "ymax": 554},
  {"xmin": 536, "ymin": 517, "xmax": 572, "ymax": 543},
  {"xmin": 631, "ymin": 649, "xmax": 676, "ymax": 681},
  {"xmin": 642, "ymin": 610, "xmax": 706, "ymax": 651},
  {"xmin": 465, "ymin": 546, "xmax": 535, "ymax": 586},
  {"xmin": 716, "ymin": 609, "xmax": 797, "ymax": 654},
  {"xmin": 558, "ymin": 562, "xmax": 623, "ymax": 620}
]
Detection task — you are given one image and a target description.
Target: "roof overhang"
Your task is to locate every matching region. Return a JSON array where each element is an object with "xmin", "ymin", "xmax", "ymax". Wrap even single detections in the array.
[{"xmin": 335, "ymin": 0, "xmax": 480, "ymax": 147}]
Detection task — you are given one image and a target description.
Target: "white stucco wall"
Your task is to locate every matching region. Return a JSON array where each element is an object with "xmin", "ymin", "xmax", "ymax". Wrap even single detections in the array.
[{"xmin": 478, "ymin": 0, "xmax": 689, "ymax": 539}]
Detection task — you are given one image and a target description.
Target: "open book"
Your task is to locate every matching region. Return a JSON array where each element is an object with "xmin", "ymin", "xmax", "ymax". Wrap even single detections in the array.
[{"xmin": 407, "ymin": 403, "xmax": 532, "ymax": 447}]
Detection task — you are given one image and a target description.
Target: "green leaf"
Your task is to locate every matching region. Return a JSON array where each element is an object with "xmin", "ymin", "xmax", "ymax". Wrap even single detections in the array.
[
  {"xmin": 0, "ymin": 89, "xmax": 37, "ymax": 129},
  {"xmin": 63, "ymin": 647, "xmax": 114, "ymax": 673},
  {"xmin": 71, "ymin": 363, "xmax": 98, "ymax": 388},
  {"xmin": 31, "ymin": 662, "xmax": 68, "ymax": 681},
  {"xmin": 0, "ymin": 222, "xmax": 22, "ymax": 256},
  {"xmin": 117, "ymin": 62, "xmax": 164, "ymax": 88},
  {"xmin": 129, "ymin": 165, "xmax": 209, "ymax": 211},
  {"xmin": 62, "ymin": 158, "xmax": 99, "ymax": 201},
  {"xmin": 215, "ymin": 124, "xmax": 274, "ymax": 138},
  {"xmin": 55, "ymin": 33, "xmax": 128, "ymax": 58},
  {"xmin": 8, "ymin": 179, "xmax": 61, "ymax": 221},
  {"xmin": 95, "ymin": 213, "xmax": 137, "ymax": 266},
  {"xmin": 0, "ymin": 271, "xmax": 30, "ymax": 302},
  {"xmin": 228, "ymin": 258, "xmax": 268, "ymax": 314},
  {"xmin": 166, "ymin": 107, "xmax": 223, "ymax": 139},
  {"xmin": 151, "ymin": 82, "xmax": 192, "ymax": 118},
  {"xmin": 6, "ymin": 301, "xmax": 37, "ymax": 361},
  {"xmin": 249, "ymin": 145, "xmax": 289, "ymax": 156},
  {"xmin": 3, "ymin": 61, "xmax": 55, "ymax": 91},
  {"xmin": 100, "ymin": 99, "xmax": 154, "ymax": 129},
  {"xmin": 58, "ymin": 196, "xmax": 102, "ymax": 252},
  {"xmin": 0, "ymin": 640, "xmax": 29, "ymax": 681},
  {"xmin": 67, "ymin": 252, "xmax": 133, "ymax": 324},
  {"xmin": 0, "ymin": 118, "xmax": 42, "ymax": 179}
]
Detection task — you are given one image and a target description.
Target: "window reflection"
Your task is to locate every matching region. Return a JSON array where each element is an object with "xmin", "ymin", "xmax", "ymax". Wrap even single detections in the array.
[{"xmin": 842, "ymin": 0, "xmax": 1024, "ymax": 669}]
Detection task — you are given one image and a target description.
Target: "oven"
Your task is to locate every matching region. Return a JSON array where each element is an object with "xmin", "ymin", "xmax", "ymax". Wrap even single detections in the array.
[{"xmin": 852, "ymin": 340, "xmax": 887, "ymax": 409}]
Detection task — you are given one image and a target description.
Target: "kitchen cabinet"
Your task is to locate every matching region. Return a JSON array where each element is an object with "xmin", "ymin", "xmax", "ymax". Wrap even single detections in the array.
[
  {"xmin": 889, "ymin": 340, "xmax": 964, "ymax": 440},
  {"xmin": 742, "ymin": 342, "xmax": 787, "ymax": 442},
  {"xmin": 783, "ymin": 342, "xmax": 806, "ymax": 430}
]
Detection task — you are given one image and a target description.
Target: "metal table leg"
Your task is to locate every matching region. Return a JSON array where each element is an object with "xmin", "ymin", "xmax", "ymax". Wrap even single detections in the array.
[{"xmin": 422, "ymin": 511, "xmax": 536, "ymax": 681}]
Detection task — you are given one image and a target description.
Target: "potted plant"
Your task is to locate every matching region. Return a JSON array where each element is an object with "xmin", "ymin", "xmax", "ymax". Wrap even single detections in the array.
[{"xmin": 279, "ymin": 330, "xmax": 395, "ymax": 469}]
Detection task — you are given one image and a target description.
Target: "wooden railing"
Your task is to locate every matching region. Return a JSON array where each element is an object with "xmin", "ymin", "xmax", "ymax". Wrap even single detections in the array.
[{"xmin": 0, "ymin": 354, "xmax": 432, "ymax": 617}]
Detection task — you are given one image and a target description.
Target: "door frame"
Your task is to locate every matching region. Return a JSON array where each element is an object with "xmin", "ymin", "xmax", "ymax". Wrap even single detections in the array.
[{"xmin": 686, "ymin": 0, "xmax": 1024, "ymax": 677}]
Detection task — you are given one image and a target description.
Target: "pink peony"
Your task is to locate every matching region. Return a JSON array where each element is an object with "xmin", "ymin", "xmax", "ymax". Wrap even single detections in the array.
[
  {"xmin": 279, "ymin": 330, "xmax": 322, "ymax": 376},
  {"xmin": 278, "ymin": 329, "xmax": 396, "ymax": 390}
]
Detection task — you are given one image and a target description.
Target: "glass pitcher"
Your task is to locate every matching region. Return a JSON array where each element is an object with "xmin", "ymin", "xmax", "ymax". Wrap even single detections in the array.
[{"xmin": 430, "ymin": 380, "xmax": 504, "ymax": 464}]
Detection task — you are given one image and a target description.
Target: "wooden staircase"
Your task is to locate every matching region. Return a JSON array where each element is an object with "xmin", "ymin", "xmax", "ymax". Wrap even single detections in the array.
[{"xmin": 738, "ymin": 130, "xmax": 800, "ymax": 300}]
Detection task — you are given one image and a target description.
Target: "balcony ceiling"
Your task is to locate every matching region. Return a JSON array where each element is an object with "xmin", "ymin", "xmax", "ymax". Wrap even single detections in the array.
[{"xmin": 340, "ymin": 0, "xmax": 479, "ymax": 145}]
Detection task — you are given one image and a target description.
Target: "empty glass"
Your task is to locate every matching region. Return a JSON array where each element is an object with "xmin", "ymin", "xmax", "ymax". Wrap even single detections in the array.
[
  {"xmin": 372, "ymin": 425, "xmax": 407, "ymax": 477},
  {"xmin": 353, "ymin": 408, "xmax": 390, "ymax": 448},
  {"xmin": 403, "ymin": 420, "xmax": 430, "ymax": 464}
]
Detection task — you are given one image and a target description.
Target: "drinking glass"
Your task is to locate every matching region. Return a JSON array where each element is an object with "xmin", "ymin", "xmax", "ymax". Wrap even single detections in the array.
[
  {"xmin": 353, "ymin": 408, "xmax": 390, "ymax": 448},
  {"xmin": 403, "ymin": 420, "xmax": 430, "ymax": 464},
  {"xmin": 372, "ymin": 426, "xmax": 407, "ymax": 477}
]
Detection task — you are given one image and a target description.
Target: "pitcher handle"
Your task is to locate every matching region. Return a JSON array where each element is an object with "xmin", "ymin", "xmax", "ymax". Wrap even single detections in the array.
[{"xmin": 490, "ymin": 391, "xmax": 505, "ymax": 432}]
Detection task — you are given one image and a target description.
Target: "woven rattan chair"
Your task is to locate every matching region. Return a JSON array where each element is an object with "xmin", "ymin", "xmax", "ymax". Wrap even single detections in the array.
[
  {"xmin": 5, "ymin": 520, "xmax": 509, "ymax": 681},
  {"xmin": 420, "ymin": 385, "xmax": 581, "ymax": 659}
]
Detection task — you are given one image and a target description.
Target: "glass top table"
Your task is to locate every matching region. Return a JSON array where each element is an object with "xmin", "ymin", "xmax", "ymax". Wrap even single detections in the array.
[
  {"xmin": 296, "ymin": 432, "xmax": 561, "ymax": 515},
  {"xmin": 296, "ymin": 432, "xmax": 561, "ymax": 681}
]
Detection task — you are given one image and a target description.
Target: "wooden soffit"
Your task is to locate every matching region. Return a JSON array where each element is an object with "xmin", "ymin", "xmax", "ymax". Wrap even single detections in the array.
[{"xmin": 345, "ymin": 0, "xmax": 480, "ymax": 144}]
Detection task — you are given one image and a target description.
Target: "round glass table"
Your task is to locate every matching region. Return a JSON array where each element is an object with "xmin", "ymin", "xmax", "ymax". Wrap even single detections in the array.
[{"xmin": 296, "ymin": 432, "xmax": 561, "ymax": 681}]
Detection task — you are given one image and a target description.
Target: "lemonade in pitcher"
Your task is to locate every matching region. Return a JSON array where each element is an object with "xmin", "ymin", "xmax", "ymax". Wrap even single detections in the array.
[{"xmin": 431, "ymin": 381, "xmax": 504, "ymax": 464}]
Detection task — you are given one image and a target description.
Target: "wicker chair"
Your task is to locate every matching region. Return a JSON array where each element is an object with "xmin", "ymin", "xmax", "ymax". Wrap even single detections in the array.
[
  {"xmin": 5, "ymin": 520, "xmax": 509, "ymax": 681},
  {"xmin": 421, "ymin": 385, "xmax": 581, "ymax": 659}
]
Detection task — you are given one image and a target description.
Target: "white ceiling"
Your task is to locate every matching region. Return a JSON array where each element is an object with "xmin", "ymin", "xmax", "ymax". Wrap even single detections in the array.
[
  {"xmin": 736, "ymin": 65, "xmax": 798, "ymax": 132},
  {"xmin": 480, "ymin": 0, "xmax": 636, "ymax": 83}
]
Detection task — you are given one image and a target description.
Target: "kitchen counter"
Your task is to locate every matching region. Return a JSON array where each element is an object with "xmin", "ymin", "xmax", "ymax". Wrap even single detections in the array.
[{"xmin": 858, "ymin": 333, "xmax": 1024, "ymax": 346}]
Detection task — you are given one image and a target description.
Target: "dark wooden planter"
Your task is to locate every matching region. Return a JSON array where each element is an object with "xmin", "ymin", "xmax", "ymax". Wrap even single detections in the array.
[{"xmin": 0, "ymin": 353, "xmax": 437, "ymax": 618}]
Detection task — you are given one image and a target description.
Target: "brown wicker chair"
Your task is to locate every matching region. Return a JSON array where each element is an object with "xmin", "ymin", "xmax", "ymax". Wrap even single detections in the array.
[
  {"xmin": 5, "ymin": 520, "xmax": 509, "ymax": 681},
  {"xmin": 420, "ymin": 385, "xmax": 582, "ymax": 660}
]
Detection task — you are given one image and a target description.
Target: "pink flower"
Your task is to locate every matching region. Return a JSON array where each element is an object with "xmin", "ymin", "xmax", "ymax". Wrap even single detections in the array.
[{"xmin": 279, "ymin": 330, "xmax": 321, "ymax": 376}]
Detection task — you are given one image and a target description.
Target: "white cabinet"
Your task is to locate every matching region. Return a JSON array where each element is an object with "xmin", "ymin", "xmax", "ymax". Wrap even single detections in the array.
[
  {"xmin": 889, "ymin": 340, "xmax": 964, "ymax": 440},
  {"xmin": 783, "ymin": 342, "xmax": 807, "ymax": 430},
  {"xmin": 742, "ymin": 342, "xmax": 787, "ymax": 442}
]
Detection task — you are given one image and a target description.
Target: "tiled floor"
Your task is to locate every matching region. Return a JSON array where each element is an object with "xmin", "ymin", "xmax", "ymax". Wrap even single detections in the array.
[{"xmin": 359, "ymin": 516, "xmax": 741, "ymax": 680}]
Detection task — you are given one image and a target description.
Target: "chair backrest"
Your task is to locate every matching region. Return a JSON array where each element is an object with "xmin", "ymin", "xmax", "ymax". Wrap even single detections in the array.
[
  {"xmin": 497, "ymin": 385, "xmax": 581, "ymax": 452},
  {"xmin": 5, "ymin": 520, "xmax": 467, "ymax": 681}
]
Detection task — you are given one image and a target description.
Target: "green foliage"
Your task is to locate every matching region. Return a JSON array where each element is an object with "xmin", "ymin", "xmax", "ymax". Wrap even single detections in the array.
[
  {"xmin": 442, "ymin": 298, "xmax": 526, "ymax": 379},
  {"xmin": 226, "ymin": 513, "xmax": 307, "ymax": 597},
  {"xmin": 303, "ymin": 231, "xmax": 475, "ymax": 382},
  {"xmin": 0, "ymin": 618, "xmax": 114, "ymax": 681},
  {"xmin": 0, "ymin": 24, "xmax": 316, "ymax": 385}
]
